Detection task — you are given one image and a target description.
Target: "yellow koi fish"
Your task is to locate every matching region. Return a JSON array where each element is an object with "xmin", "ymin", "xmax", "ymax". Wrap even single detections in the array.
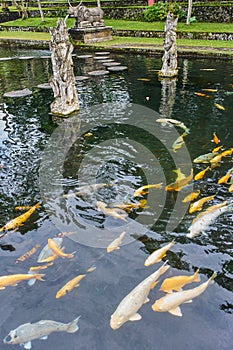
[
  {"xmin": 202, "ymin": 89, "xmax": 217, "ymax": 93},
  {"xmin": 152, "ymin": 272, "xmax": 216, "ymax": 317},
  {"xmin": 107, "ymin": 231, "xmax": 126, "ymax": 253},
  {"xmin": 110, "ymin": 262, "xmax": 170, "ymax": 329},
  {"xmin": 144, "ymin": 240, "xmax": 175, "ymax": 267},
  {"xmin": 156, "ymin": 118, "xmax": 190, "ymax": 134},
  {"xmin": 194, "ymin": 166, "xmax": 210, "ymax": 181},
  {"xmin": 15, "ymin": 244, "xmax": 41, "ymax": 264},
  {"xmin": 182, "ymin": 190, "xmax": 200, "ymax": 203},
  {"xmin": 38, "ymin": 253, "xmax": 59, "ymax": 264},
  {"xmin": 210, "ymin": 148, "xmax": 233, "ymax": 163},
  {"xmin": 172, "ymin": 133, "xmax": 186, "ymax": 153},
  {"xmin": 14, "ymin": 205, "xmax": 34, "ymax": 211},
  {"xmin": 229, "ymin": 183, "xmax": 233, "ymax": 192},
  {"xmin": 212, "ymin": 145, "xmax": 223, "ymax": 153},
  {"xmin": 137, "ymin": 78, "xmax": 151, "ymax": 82},
  {"xmin": 111, "ymin": 200, "xmax": 147, "ymax": 213},
  {"xmin": 214, "ymin": 103, "xmax": 225, "ymax": 111},
  {"xmin": 56, "ymin": 274, "xmax": 86, "ymax": 299},
  {"xmin": 0, "ymin": 273, "xmax": 45, "ymax": 290},
  {"xmin": 0, "ymin": 202, "xmax": 40, "ymax": 233},
  {"xmin": 189, "ymin": 195, "xmax": 215, "ymax": 214},
  {"xmin": 29, "ymin": 263, "xmax": 53, "ymax": 272},
  {"xmin": 47, "ymin": 238, "xmax": 75, "ymax": 259},
  {"xmin": 173, "ymin": 168, "xmax": 186, "ymax": 181},
  {"xmin": 194, "ymin": 92, "xmax": 211, "ymax": 98},
  {"xmin": 166, "ymin": 169, "xmax": 193, "ymax": 192},
  {"xmin": 133, "ymin": 183, "xmax": 163, "ymax": 197},
  {"xmin": 218, "ymin": 169, "xmax": 233, "ymax": 184},
  {"xmin": 96, "ymin": 201, "xmax": 127, "ymax": 221},
  {"xmin": 159, "ymin": 269, "xmax": 200, "ymax": 293}
]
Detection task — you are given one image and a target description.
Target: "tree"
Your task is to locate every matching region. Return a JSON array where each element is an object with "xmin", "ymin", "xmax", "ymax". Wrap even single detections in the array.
[
  {"xmin": 186, "ymin": 0, "xmax": 193, "ymax": 25},
  {"xmin": 37, "ymin": 0, "xmax": 45, "ymax": 22}
]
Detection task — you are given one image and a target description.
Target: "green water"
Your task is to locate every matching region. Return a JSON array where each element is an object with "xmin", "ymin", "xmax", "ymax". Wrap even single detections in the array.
[{"xmin": 0, "ymin": 48, "xmax": 232, "ymax": 350}]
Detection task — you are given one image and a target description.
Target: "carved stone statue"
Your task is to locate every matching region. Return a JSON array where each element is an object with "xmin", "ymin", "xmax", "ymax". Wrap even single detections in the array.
[{"xmin": 67, "ymin": 0, "xmax": 104, "ymax": 28}]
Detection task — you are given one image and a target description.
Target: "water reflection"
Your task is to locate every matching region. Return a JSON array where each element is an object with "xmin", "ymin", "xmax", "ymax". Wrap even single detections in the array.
[{"xmin": 0, "ymin": 49, "xmax": 232, "ymax": 350}]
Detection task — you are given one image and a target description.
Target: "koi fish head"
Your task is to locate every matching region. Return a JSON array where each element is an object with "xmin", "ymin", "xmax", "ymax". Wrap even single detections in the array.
[
  {"xmin": 4, "ymin": 329, "xmax": 20, "ymax": 345},
  {"xmin": 151, "ymin": 300, "xmax": 163, "ymax": 312},
  {"xmin": 110, "ymin": 313, "xmax": 126, "ymax": 330}
]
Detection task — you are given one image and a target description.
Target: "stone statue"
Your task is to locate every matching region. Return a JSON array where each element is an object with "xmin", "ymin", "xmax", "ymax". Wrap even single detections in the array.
[{"xmin": 67, "ymin": 0, "xmax": 104, "ymax": 28}]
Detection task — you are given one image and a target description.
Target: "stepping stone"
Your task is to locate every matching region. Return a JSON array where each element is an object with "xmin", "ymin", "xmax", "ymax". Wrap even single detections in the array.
[
  {"xmin": 75, "ymin": 76, "xmax": 90, "ymax": 81},
  {"xmin": 18, "ymin": 56, "xmax": 34, "ymax": 60},
  {"xmin": 77, "ymin": 55, "xmax": 93, "ymax": 59},
  {"xmin": 102, "ymin": 62, "xmax": 121, "ymax": 67},
  {"xmin": 0, "ymin": 57, "xmax": 14, "ymax": 61},
  {"xmin": 3, "ymin": 88, "xmax": 33, "ymax": 98},
  {"xmin": 88, "ymin": 70, "xmax": 109, "ymax": 76},
  {"xmin": 107, "ymin": 66, "xmax": 128, "ymax": 72},
  {"xmin": 37, "ymin": 83, "xmax": 52, "ymax": 89},
  {"xmin": 93, "ymin": 56, "xmax": 110, "ymax": 60},
  {"xmin": 98, "ymin": 59, "xmax": 115, "ymax": 63},
  {"xmin": 95, "ymin": 51, "xmax": 110, "ymax": 55}
]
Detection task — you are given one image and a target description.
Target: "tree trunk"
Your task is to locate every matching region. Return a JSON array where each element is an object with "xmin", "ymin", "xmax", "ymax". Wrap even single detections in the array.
[
  {"xmin": 21, "ymin": 0, "xmax": 28, "ymax": 19},
  {"xmin": 158, "ymin": 11, "xmax": 178, "ymax": 78},
  {"xmin": 37, "ymin": 0, "xmax": 45, "ymax": 22},
  {"xmin": 50, "ymin": 19, "xmax": 79, "ymax": 116},
  {"xmin": 186, "ymin": 0, "xmax": 193, "ymax": 25}
]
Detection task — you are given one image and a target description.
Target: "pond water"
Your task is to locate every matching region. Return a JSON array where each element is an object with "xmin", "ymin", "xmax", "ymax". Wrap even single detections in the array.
[{"xmin": 0, "ymin": 47, "xmax": 232, "ymax": 350}]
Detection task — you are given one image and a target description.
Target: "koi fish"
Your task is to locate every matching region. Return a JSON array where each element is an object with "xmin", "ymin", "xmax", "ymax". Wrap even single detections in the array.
[
  {"xmin": 0, "ymin": 273, "xmax": 45, "ymax": 290},
  {"xmin": 173, "ymin": 168, "xmax": 186, "ymax": 181},
  {"xmin": 156, "ymin": 118, "xmax": 190, "ymax": 134},
  {"xmin": 211, "ymin": 132, "xmax": 220, "ymax": 144},
  {"xmin": 37, "ymin": 237, "xmax": 63, "ymax": 263},
  {"xmin": 137, "ymin": 78, "xmax": 151, "ymax": 82},
  {"xmin": 189, "ymin": 195, "xmax": 215, "ymax": 214},
  {"xmin": 29, "ymin": 263, "xmax": 53, "ymax": 272},
  {"xmin": 152, "ymin": 272, "xmax": 216, "ymax": 317},
  {"xmin": 187, "ymin": 201, "xmax": 232, "ymax": 238},
  {"xmin": 107, "ymin": 231, "xmax": 126, "ymax": 253},
  {"xmin": 63, "ymin": 183, "xmax": 112, "ymax": 198},
  {"xmin": 0, "ymin": 202, "xmax": 40, "ymax": 233},
  {"xmin": 212, "ymin": 145, "xmax": 223, "ymax": 153},
  {"xmin": 96, "ymin": 201, "xmax": 127, "ymax": 221},
  {"xmin": 166, "ymin": 169, "xmax": 193, "ymax": 192},
  {"xmin": 214, "ymin": 103, "xmax": 225, "ymax": 111},
  {"xmin": 144, "ymin": 240, "xmax": 175, "ymax": 267},
  {"xmin": 110, "ymin": 262, "xmax": 170, "ymax": 329},
  {"xmin": 194, "ymin": 166, "xmax": 210, "ymax": 181},
  {"xmin": 182, "ymin": 190, "xmax": 200, "ymax": 203},
  {"xmin": 210, "ymin": 148, "xmax": 233, "ymax": 163},
  {"xmin": 133, "ymin": 183, "xmax": 163, "ymax": 197},
  {"xmin": 47, "ymin": 238, "xmax": 75, "ymax": 259},
  {"xmin": 202, "ymin": 89, "xmax": 217, "ymax": 92},
  {"xmin": 84, "ymin": 132, "xmax": 93, "ymax": 137},
  {"xmin": 56, "ymin": 274, "xmax": 86, "ymax": 299},
  {"xmin": 4, "ymin": 316, "xmax": 81, "ymax": 349},
  {"xmin": 111, "ymin": 200, "xmax": 147, "ymax": 212},
  {"xmin": 15, "ymin": 206, "xmax": 34, "ymax": 211},
  {"xmin": 218, "ymin": 169, "xmax": 233, "ymax": 184},
  {"xmin": 229, "ymin": 183, "xmax": 233, "ymax": 192},
  {"xmin": 159, "ymin": 269, "xmax": 200, "ymax": 293},
  {"xmin": 15, "ymin": 244, "xmax": 41, "ymax": 264},
  {"xmin": 200, "ymin": 68, "xmax": 216, "ymax": 71},
  {"xmin": 172, "ymin": 133, "xmax": 187, "ymax": 153},
  {"xmin": 194, "ymin": 92, "xmax": 211, "ymax": 98},
  {"xmin": 193, "ymin": 152, "xmax": 217, "ymax": 164}
]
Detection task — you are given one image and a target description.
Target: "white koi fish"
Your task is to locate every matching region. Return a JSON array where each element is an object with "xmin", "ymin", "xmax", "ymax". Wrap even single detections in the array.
[
  {"xmin": 152, "ymin": 272, "xmax": 216, "ymax": 317},
  {"xmin": 144, "ymin": 240, "xmax": 175, "ymax": 267},
  {"xmin": 187, "ymin": 201, "xmax": 232, "ymax": 238},
  {"xmin": 3, "ymin": 316, "xmax": 81, "ymax": 349},
  {"xmin": 107, "ymin": 231, "xmax": 126, "ymax": 253},
  {"xmin": 110, "ymin": 262, "xmax": 170, "ymax": 330}
]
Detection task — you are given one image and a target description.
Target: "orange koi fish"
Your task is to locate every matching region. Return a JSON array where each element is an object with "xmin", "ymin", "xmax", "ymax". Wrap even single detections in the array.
[
  {"xmin": 194, "ymin": 92, "xmax": 211, "ymax": 98},
  {"xmin": 218, "ymin": 169, "xmax": 233, "ymax": 184},
  {"xmin": 159, "ymin": 269, "xmax": 200, "ymax": 293},
  {"xmin": 56, "ymin": 274, "xmax": 86, "ymax": 299},
  {"xmin": 144, "ymin": 240, "xmax": 175, "ymax": 267},
  {"xmin": 133, "ymin": 183, "xmax": 163, "ymax": 197},
  {"xmin": 0, "ymin": 273, "xmax": 45, "ymax": 290},
  {"xmin": 0, "ymin": 202, "xmax": 40, "ymax": 233},
  {"xmin": 194, "ymin": 166, "xmax": 210, "ymax": 181},
  {"xmin": 189, "ymin": 195, "xmax": 215, "ymax": 214},
  {"xmin": 166, "ymin": 169, "xmax": 193, "ymax": 192},
  {"xmin": 211, "ymin": 133, "xmax": 220, "ymax": 144},
  {"xmin": 47, "ymin": 238, "xmax": 75, "ymax": 259},
  {"xmin": 14, "ymin": 205, "xmax": 34, "ymax": 211},
  {"xmin": 182, "ymin": 190, "xmax": 201, "ymax": 203},
  {"xmin": 15, "ymin": 244, "xmax": 41, "ymax": 264}
]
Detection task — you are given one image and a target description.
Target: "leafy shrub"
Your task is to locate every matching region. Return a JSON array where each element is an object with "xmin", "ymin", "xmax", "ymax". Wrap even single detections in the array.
[{"xmin": 143, "ymin": 2, "xmax": 185, "ymax": 22}]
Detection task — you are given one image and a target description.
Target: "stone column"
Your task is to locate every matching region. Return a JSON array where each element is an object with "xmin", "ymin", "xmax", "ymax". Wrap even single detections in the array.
[
  {"xmin": 158, "ymin": 11, "xmax": 178, "ymax": 78},
  {"xmin": 50, "ymin": 19, "xmax": 79, "ymax": 116},
  {"xmin": 159, "ymin": 77, "xmax": 177, "ymax": 118}
]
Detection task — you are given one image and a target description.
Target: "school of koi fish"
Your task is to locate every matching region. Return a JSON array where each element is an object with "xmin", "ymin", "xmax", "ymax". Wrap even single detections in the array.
[{"xmin": 0, "ymin": 117, "xmax": 232, "ymax": 348}]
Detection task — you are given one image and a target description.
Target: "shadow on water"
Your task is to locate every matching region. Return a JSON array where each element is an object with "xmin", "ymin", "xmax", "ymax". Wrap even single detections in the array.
[{"xmin": 0, "ymin": 48, "xmax": 232, "ymax": 349}]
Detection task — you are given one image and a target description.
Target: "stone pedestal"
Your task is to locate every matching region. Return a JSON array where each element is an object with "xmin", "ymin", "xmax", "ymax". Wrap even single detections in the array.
[{"xmin": 68, "ymin": 26, "xmax": 112, "ymax": 44}]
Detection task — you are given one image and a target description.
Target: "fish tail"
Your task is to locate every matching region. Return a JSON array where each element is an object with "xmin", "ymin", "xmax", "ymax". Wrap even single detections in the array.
[
  {"xmin": 193, "ymin": 269, "xmax": 200, "ymax": 282},
  {"xmin": 209, "ymin": 271, "xmax": 217, "ymax": 282},
  {"xmin": 67, "ymin": 315, "xmax": 81, "ymax": 333},
  {"xmin": 35, "ymin": 273, "xmax": 46, "ymax": 281},
  {"xmin": 67, "ymin": 251, "xmax": 76, "ymax": 258}
]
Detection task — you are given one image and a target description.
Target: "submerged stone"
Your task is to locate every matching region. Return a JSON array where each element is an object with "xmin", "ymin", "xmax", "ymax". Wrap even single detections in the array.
[
  {"xmin": 3, "ymin": 88, "xmax": 33, "ymax": 98},
  {"xmin": 95, "ymin": 52, "xmax": 110, "ymax": 55},
  {"xmin": 107, "ymin": 66, "xmax": 128, "ymax": 72},
  {"xmin": 75, "ymin": 76, "xmax": 90, "ymax": 81},
  {"xmin": 37, "ymin": 83, "xmax": 52, "ymax": 89},
  {"xmin": 102, "ymin": 62, "xmax": 121, "ymax": 67},
  {"xmin": 88, "ymin": 70, "xmax": 109, "ymax": 76},
  {"xmin": 76, "ymin": 55, "xmax": 93, "ymax": 59}
]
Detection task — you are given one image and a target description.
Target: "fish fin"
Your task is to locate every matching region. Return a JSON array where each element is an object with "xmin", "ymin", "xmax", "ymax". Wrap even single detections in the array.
[
  {"xmin": 22, "ymin": 341, "xmax": 32, "ymax": 349},
  {"xmin": 184, "ymin": 300, "xmax": 192, "ymax": 304},
  {"xmin": 35, "ymin": 274, "xmax": 45, "ymax": 282},
  {"xmin": 67, "ymin": 315, "xmax": 81, "ymax": 333},
  {"xmin": 194, "ymin": 269, "xmax": 200, "ymax": 282},
  {"xmin": 39, "ymin": 336, "xmax": 48, "ymax": 340},
  {"xmin": 144, "ymin": 297, "xmax": 150, "ymax": 304},
  {"xmin": 150, "ymin": 280, "xmax": 159, "ymax": 290},
  {"xmin": 28, "ymin": 279, "xmax": 36, "ymax": 286},
  {"xmin": 129, "ymin": 313, "xmax": 142, "ymax": 321},
  {"xmin": 168, "ymin": 307, "xmax": 182, "ymax": 317}
]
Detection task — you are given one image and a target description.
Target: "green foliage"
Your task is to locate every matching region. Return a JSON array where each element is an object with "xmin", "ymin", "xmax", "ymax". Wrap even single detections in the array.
[
  {"xmin": 189, "ymin": 16, "xmax": 197, "ymax": 23},
  {"xmin": 143, "ymin": 2, "xmax": 185, "ymax": 22}
]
